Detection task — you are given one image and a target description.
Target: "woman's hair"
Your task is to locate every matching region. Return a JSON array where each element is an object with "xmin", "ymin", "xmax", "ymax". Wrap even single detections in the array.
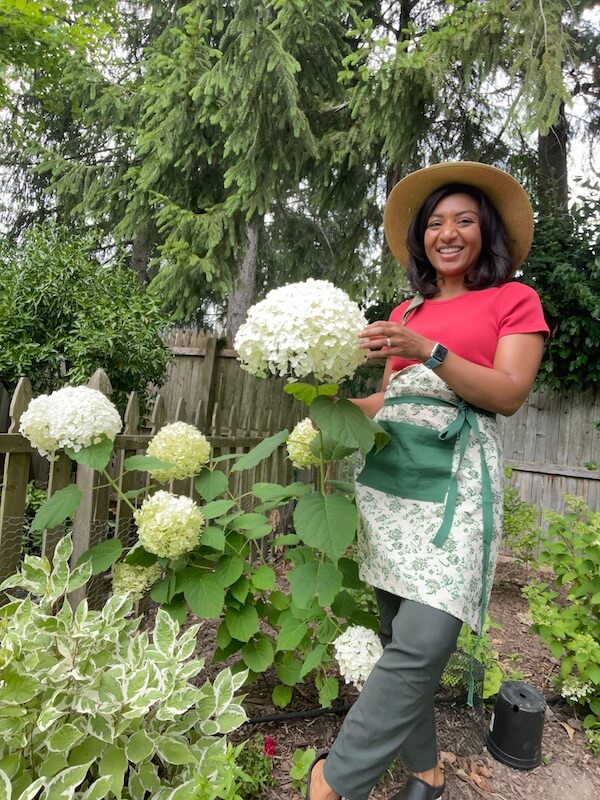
[{"xmin": 406, "ymin": 182, "xmax": 513, "ymax": 297}]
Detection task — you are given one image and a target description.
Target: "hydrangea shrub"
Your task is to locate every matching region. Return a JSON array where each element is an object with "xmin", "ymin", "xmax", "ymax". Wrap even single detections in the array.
[{"xmin": 0, "ymin": 535, "xmax": 247, "ymax": 800}]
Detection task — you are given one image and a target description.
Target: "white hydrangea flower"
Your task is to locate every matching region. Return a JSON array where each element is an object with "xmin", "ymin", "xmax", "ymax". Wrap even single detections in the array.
[
  {"xmin": 333, "ymin": 625, "xmax": 383, "ymax": 691},
  {"xmin": 234, "ymin": 279, "xmax": 367, "ymax": 383},
  {"xmin": 135, "ymin": 491, "xmax": 204, "ymax": 559},
  {"xmin": 112, "ymin": 562, "xmax": 162, "ymax": 601},
  {"xmin": 560, "ymin": 675, "xmax": 593, "ymax": 703},
  {"xmin": 287, "ymin": 418, "xmax": 320, "ymax": 469},
  {"xmin": 19, "ymin": 386, "xmax": 122, "ymax": 459},
  {"xmin": 147, "ymin": 421, "xmax": 211, "ymax": 482}
]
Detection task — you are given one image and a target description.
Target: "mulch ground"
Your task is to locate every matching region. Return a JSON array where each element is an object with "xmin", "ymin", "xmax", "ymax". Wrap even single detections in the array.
[{"xmin": 213, "ymin": 557, "xmax": 599, "ymax": 799}]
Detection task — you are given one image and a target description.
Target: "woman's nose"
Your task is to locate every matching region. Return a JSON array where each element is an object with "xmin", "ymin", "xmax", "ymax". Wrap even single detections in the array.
[{"xmin": 439, "ymin": 222, "xmax": 457, "ymax": 240}]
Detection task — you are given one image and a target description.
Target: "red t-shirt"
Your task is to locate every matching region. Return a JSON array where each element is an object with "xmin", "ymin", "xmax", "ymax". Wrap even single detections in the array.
[{"xmin": 389, "ymin": 282, "xmax": 549, "ymax": 372}]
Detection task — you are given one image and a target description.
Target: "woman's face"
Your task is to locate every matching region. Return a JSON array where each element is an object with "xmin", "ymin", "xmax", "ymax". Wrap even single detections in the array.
[{"xmin": 423, "ymin": 192, "xmax": 482, "ymax": 281}]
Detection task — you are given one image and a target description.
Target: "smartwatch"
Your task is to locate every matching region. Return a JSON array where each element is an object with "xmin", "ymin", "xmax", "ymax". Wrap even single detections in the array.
[{"xmin": 423, "ymin": 342, "xmax": 448, "ymax": 369}]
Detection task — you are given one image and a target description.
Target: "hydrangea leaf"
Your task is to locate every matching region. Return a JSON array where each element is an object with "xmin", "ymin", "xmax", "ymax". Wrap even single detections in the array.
[
  {"xmin": 214, "ymin": 556, "xmax": 245, "ymax": 588},
  {"xmin": 318, "ymin": 676, "xmax": 339, "ymax": 708},
  {"xmin": 65, "ymin": 436, "xmax": 113, "ymax": 471},
  {"xmin": 250, "ymin": 565, "xmax": 276, "ymax": 591},
  {"xmin": 30, "ymin": 485, "xmax": 82, "ymax": 533},
  {"xmin": 241, "ymin": 634, "xmax": 274, "ymax": 673},
  {"xmin": 310, "ymin": 396, "xmax": 378, "ymax": 454},
  {"xmin": 194, "ymin": 470, "xmax": 228, "ymax": 501},
  {"xmin": 293, "ymin": 493, "xmax": 357, "ymax": 561},
  {"xmin": 123, "ymin": 547, "xmax": 158, "ymax": 567},
  {"xmin": 224, "ymin": 604, "xmax": 260, "ymax": 643},
  {"xmin": 276, "ymin": 611, "xmax": 308, "ymax": 652},
  {"xmin": 230, "ymin": 429, "xmax": 289, "ymax": 473},
  {"xmin": 315, "ymin": 561, "xmax": 343, "ymax": 607},
  {"xmin": 274, "ymin": 652, "xmax": 303, "ymax": 686},
  {"xmin": 252, "ymin": 481, "xmax": 310, "ymax": 501},
  {"xmin": 272, "ymin": 684, "xmax": 293, "ymax": 708},
  {"xmin": 123, "ymin": 455, "xmax": 177, "ymax": 473},
  {"xmin": 288, "ymin": 563, "xmax": 318, "ymax": 609},
  {"xmin": 300, "ymin": 644, "xmax": 328, "ymax": 679},
  {"xmin": 76, "ymin": 538, "xmax": 122, "ymax": 575},
  {"xmin": 184, "ymin": 574, "xmax": 225, "ymax": 620},
  {"xmin": 199, "ymin": 526, "xmax": 226, "ymax": 551},
  {"xmin": 201, "ymin": 499, "xmax": 236, "ymax": 519},
  {"xmin": 162, "ymin": 596, "xmax": 188, "ymax": 625},
  {"xmin": 284, "ymin": 382, "xmax": 339, "ymax": 406}
]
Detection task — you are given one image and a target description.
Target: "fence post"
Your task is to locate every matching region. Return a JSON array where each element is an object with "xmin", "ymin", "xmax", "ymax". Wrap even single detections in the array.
[
  {"xmin": 70, "ymin": 369, "xmax": 113, "ymax": 607},
  {"xmin": 42, "ymin": 453, "xmax": 73, "ymax": 560},
  {"xmin": 115, "ymin": 391, "xmax": 140, "ymax": 547},
  {"xmin": 0, "ymin": 378, "xmax": 33, "ymax": 582}
]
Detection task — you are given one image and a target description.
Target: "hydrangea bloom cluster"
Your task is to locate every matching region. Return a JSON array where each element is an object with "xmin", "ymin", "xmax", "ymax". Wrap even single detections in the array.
[
  {"xmin": 19, "ymin": 386, "xmax": 122, "ymax": 459},
  {"xmin": 147, "ymin": 421, "xmax": 211, "ymax": 482},
  {"xmin": 333, "ymin": 625, "xmax": 383, "ymax": 691},
  {"xmin": 234, "ymin": 279, "xmax": 367, "ymax": 383},
  {"xmin": 286, "ymin": 418, "xmax": 320, "ymax": 469},
  {"xmin": 112, "ymin": 562, "xmax": 162, "ymax": 601},
  {"xmin": 135, "ymin": 491, "xmax": 204, "ymax": 559},
  {"xmin": 560, "ymin": 676, "xmax": 593, "ymax": 703}
]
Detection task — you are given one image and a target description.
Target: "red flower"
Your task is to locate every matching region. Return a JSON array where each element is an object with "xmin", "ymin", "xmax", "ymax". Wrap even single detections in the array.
[{"xmin": 263, "ymin": 736, "xmax": 276, "ymax": 757}]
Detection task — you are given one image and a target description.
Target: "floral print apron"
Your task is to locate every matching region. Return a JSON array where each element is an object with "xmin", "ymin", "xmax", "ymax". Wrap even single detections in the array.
[{"xmin": 355, "ymin": 363, "xmax": 503, "ymax": 634}]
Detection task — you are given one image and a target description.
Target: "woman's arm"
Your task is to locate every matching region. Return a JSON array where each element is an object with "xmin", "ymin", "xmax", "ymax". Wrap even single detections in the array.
[{"xmin": 358, "ymin": 322, "xmax": 544, "ymax": 416}]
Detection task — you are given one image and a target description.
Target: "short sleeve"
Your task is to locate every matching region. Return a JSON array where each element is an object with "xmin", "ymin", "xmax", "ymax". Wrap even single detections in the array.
[{"xmin": 498, "ymin": 283, "xmax": 549, "ymax": 339}]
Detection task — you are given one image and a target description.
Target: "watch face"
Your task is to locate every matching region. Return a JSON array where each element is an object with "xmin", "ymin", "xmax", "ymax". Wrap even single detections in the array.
[{"xmin": 432, "ymin": 343, "xmax": 448, "ymax": 362}]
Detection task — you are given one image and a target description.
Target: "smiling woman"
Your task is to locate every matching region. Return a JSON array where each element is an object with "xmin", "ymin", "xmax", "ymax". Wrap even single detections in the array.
[{"xmin": 306, "ymin": 162, "xmax": 550, "ymax": 800}]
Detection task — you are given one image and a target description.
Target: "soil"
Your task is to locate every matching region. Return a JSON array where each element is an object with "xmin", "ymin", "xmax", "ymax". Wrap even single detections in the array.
[{"xmin": 216, "ymin": 556, "xmax": 600, "ymax": 800}]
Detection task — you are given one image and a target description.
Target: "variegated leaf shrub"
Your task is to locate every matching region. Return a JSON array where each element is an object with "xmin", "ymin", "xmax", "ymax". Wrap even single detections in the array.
[{"xmin": 0, "ymin": 535, "xmax": 247, "ymax": 800}]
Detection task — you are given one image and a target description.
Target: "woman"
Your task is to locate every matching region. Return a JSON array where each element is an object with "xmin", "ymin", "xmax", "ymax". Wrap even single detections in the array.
[{"xmin": 306, "ymin": 162, "xmax": 549, "ymax": 800}]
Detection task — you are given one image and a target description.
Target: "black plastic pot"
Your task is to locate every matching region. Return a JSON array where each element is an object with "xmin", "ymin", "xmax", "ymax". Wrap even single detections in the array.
[{"xmin": 486, "ymin": 680, "xmax": 546, "ymax": 770}]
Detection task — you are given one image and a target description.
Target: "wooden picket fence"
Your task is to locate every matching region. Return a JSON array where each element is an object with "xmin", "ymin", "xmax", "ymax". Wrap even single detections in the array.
[{"xmin": 0, "ymin": 367, "xmax": 304, "ymax": 601}]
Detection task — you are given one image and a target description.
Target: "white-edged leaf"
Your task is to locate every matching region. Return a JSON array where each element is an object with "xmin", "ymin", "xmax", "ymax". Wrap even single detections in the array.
[{"xmin": 79, "ymin": 777, "xmax": 113, "ymax": 800}]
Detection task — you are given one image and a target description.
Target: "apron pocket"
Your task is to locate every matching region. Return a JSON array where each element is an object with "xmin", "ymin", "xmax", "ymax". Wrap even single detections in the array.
[{"xmin": 356, "ymin": 420, "xmax": 456, "ymax": 502}]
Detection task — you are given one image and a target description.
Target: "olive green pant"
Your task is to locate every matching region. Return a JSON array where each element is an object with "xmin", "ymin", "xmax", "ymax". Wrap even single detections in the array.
[{"xmin": 323, "ymin": 592, "xmax": 462, "ymax": 800}]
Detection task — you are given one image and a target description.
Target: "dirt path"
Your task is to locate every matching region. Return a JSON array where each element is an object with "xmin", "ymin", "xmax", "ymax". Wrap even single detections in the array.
[{"xmin": 236, "ymin": 562, "xmax": 600, "ymax": 799}]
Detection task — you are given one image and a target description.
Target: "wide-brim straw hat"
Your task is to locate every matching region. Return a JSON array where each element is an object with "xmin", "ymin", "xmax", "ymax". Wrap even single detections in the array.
[{"xmin": 383, "ymin": 161, "xmax": 534, "ymax": 272}]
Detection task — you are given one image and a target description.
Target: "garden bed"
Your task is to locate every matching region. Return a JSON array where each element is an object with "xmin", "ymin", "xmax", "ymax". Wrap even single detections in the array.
[{"xmin": 213, "ymin": 559, "xmax": 600, "ymax": 799}]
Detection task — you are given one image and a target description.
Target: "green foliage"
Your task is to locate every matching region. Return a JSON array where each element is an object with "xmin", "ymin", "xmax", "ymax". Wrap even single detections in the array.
[
  {"xmin": 523, "ymin": 199, "xmax": 600, "ymax": 391},
  {"xmin": 502, "ymin": 468, "xmax": 541, "ymax": 565},
  {"xmin": 0, "ymin": 535, "xmax": 247, "ymax": 800},
  {"xmin": 0, "ymin": 224, "xmax": 170, "ymax": 409},
  {"xmin": 289, "ymin": 747, "xmax": 316, "ymax": 796},
  {"xmin": 523, "ymin": 495, "xmax": 600, "ymax": 717},
  {"xmin": 444, "ymin": 616, "xmax": 506, "ymax": 700},
  {"xmin": 234, "ymin": 735, "xmax": 275, "ymax": 799}
]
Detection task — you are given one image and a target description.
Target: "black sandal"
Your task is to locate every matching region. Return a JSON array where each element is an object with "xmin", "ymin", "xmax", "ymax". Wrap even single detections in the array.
[
  {"xmin": 392, "ymin": 775, "xmax": 446, "ymax": 799},
  {"xmin": 305, "ymin": 752, "xmax": 329, "ymax": 799}
]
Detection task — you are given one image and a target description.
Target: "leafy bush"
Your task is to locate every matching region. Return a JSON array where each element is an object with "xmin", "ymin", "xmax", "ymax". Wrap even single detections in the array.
[
  {"xmin": 523, "ymin": 197, "xmax": 600, "ymax": 391},
  {"xmin": 0, "ymin": 535, "xmax": 247, "ymax": 800},
  {"xmin": 0, "ymin": 223, "xmax": 170, "ymax": 410},
  {"xmin": 522, "ymin": 495, "xmax": 600, "ymax": 752},
  {"xmin": 502, "ymin": 467, "xmax": 541, "ymax": 565}
]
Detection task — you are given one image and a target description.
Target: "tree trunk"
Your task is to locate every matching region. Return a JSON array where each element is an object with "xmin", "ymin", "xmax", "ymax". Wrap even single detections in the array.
[
  {"xmin": 227, "ymin": 221, "xmax": 259, "ymax": 344},
  {"xmin": 131, "ymin": 224, "xmax": 152, "ymax": 284},
  {"xmin": 538, "ymin": 101, "xmax": 569, "ymax": 214}
]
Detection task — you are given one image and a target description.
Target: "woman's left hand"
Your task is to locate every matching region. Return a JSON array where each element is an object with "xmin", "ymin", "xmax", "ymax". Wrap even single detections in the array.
[{"xmin": 358, "ymin": 321, "xmax": 433, "ymax": 362}]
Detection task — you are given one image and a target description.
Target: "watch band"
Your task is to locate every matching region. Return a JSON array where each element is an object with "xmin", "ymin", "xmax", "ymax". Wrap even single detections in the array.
[{"xmin": 423, "ymin": 342, "xmax": 448, "ymax": 369}]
